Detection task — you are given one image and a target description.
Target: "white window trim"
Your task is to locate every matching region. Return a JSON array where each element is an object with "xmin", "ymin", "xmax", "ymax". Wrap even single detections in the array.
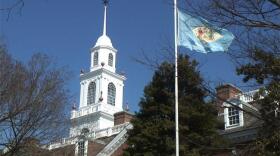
[
  {"xmin": 107, "ymin": 82, "xmax": 116, "ymax": 106},
  {"xmin": 93, "ymin": 52, "xmax": 99, "ymax": 66},
  {"xmin": 75, "ymin": 139, "xmax": 88, "ymax": 156},
  {"xmin": 223, "ymin": 103, "xmax": 244, "ymax": 130},
  {"xmin": 108, "ymin": 53, "xmax": 113, "ymax": 67},
  {"xmin": 87, "ymin": 82, "xmax": 96, "ymax": 105}
]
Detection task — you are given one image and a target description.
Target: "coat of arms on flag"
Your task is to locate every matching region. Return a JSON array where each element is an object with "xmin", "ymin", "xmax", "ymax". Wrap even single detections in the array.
[
  {"xmin": 192, "ymin": 27, "xmax": 222, "ymax": 43},
  {"xmin": 178, "ymin": 10, "xmax": 234, "ymax": 53}
]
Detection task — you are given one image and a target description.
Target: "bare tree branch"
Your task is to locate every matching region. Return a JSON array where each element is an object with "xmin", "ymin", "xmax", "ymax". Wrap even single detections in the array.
[
  {"xmin": 0, "ymin": 0, "xmax": 25, "ymax": 20},
  {"xmin": 0, "ymin": 45, "xmax": 71, "ymax": 155}
]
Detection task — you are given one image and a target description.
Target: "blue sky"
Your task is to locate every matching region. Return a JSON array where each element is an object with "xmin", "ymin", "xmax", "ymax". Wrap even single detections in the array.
[{"xmin": 1, "ymin": 0, "xmax": 247, "ymax": 112}]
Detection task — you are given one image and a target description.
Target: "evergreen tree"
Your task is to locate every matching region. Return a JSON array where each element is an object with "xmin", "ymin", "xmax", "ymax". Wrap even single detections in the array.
[
  {"xmin": 124, "ymin": 55, "xmax": 224, "ymax": 156},
  {"xmin": 237, "ymin": 49, "xmax": 280, "ymax": 155}
]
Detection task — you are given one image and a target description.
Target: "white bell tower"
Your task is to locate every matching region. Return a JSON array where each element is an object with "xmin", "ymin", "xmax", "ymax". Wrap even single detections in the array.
[{"xmin": 70, "ymin": 1, "xmax": 126, "ymax": 137}]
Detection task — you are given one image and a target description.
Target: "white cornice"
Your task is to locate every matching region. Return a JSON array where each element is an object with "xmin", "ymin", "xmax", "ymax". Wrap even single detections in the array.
[
  {"xmin": 80, "ymin": 68, "xmax": 126, "ymax": 82},
  {"xmin": 71, "ymin": 110, "xmax": 114, "ymax": 121},
  {"xmin": 91, "ymin": 45, "xmax": 117, "ymax": 53}
]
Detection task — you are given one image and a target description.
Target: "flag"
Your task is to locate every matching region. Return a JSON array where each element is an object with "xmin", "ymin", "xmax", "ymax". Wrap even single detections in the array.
[{"xmin": 178, "ymin": 10, "xmax": 234, "ymax": 53}]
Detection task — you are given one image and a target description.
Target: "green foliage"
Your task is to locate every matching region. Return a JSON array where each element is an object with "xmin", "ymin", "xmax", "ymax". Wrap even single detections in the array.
[
  {"xmin": 254, "ymin": 131, "xmax": 280, "ymax": 156},
  {"xmin": 124, "ymin": 55, "xmax": 225, "ymax": 156},
  {"xmin": 237, "ymin": 49, "xmax": 280, "ymax": 155},
  {"xmin": 237, "ymin": 48, "xmax": 280, "ymax": 84}
]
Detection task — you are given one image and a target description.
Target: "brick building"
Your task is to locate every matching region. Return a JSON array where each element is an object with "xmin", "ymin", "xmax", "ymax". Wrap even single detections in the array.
[
  {"xmin": 47, "ymin": 111, "xmax": 133, "ymax": 156},
  {"xmin": 215, "ymin": 84, "xmax": 262, "ymax": 155}
]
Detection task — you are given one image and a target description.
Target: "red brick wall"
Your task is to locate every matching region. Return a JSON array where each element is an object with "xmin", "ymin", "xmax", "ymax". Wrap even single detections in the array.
[
  {"xmin": 114, "ymin": 111, "xmax": 134, "ymax": 126},
  {"xmin": 49, "ymin": 144, "xmax": 75, "ymax": 156},
  {"xmin": 216, "ymin": 84, "xmax": 242, "ymax": 114},
  {"xmin": 87, "ymin": 141, "xmax": 105, "ymax": 156},
  {"xmin": 111, "ymin": 143, "xmax": 128, "ymax": 156}
]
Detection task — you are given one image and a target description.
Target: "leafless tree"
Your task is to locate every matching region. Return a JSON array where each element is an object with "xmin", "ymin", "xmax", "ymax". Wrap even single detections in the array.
[
  {"xmin": 0, "ymin": 45, "xmax": 71, "ymax": 155},
  {"xmin": 0, "ymin": 0, "xmax": 25, "ymax": 20}
]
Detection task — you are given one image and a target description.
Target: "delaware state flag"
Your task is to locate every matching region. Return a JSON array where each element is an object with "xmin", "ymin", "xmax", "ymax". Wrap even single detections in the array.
[{"xmin": 178, "ymin": 10, "xmax": 234, "ymax": 53}]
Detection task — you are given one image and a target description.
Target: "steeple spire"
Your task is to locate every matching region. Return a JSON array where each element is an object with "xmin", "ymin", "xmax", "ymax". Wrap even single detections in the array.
[
  {"xmin": 103, "ymin": 0, "xmax": 109, "ymax": 36},
  {"xmin": 93, "ymin": 0, "xmax": 113, "ymax": 47}
]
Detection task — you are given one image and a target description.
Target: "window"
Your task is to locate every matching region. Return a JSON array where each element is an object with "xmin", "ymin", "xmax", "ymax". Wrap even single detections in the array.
[
  {"xmin": 228, "ymin": 107, "xmax": 240, "ymax": 126},
  {"xmin": 93, "ymin": 52, "xmax": 98, "ymax": 66},
  {"xmin": 87, "ymin": 82, "xmax": 96, "ymax": 105},
  {"xmin": 108, "ymin": 53, "xmax": 113, "ymax": 67},
  {"xmin": 107, "ymin": 83, "xmax": 116, "ymax": 105},
  {"xmin": 78, "ymin": 141, "xmax": 85, "ymax": 156},
  {"xmin": 81, "ymin": 128, "xmax": 89, "ymax": 135}
]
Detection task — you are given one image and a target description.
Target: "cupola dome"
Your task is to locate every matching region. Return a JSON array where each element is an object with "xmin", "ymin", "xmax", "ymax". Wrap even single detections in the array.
[{"xmin": 95, "ymin": 35, "xmax": 113, "ymax": 47}]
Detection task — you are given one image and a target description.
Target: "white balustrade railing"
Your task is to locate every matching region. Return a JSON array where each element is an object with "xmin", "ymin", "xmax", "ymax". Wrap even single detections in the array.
[
  {"xmin": 239, "ymin": 90, "xmax": 259, "ymax": 103},
  {"xmin": 46, "ymin": 136, "xmax": 76, "ymax": 150},
  {"xmin": 97, "ymin": 123, "xmax": 133, "ymax": 156},
  {"xmin": 46, "ymin": 123, "xmax": 129, "ymax": 150},
  {"xmin": 71, "ymin": 103, "xmax": 116, "ymax": 119}
]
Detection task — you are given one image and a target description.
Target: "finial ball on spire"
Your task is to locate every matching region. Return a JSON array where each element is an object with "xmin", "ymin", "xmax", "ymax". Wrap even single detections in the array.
[{"xmin": 103, "ymin": 0, "xmax": 109, "ymax": 6}]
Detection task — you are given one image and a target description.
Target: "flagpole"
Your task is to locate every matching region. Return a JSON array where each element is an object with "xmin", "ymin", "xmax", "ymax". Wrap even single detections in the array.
[{"xmin": 173, "ymin": 0, "xmax": 179, "ymax": 156}]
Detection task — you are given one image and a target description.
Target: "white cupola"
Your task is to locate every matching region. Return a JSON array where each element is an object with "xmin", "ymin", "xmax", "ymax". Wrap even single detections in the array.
[{"xmin": 90, "ymin": 2, "xmax": 117, "ymax": 73}]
